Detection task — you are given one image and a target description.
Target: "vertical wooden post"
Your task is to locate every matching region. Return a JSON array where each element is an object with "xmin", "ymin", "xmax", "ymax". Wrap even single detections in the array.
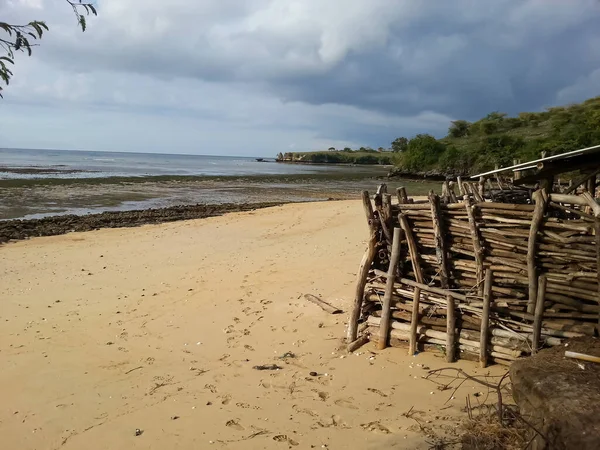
[
  {"xmin": 464, "ymin": 195, "xmax": 484, "ymax": 297},
  {"xmin": 513, "ymin": 159, "xmax": 521, "ymax": 181},
  {"xmin": 587, "ymin": 174, "xmax": 597, "ymax": 198},
  {"xmin": 378, "ymin": 228, "xmax": 402, "ymax": 350},
  {"xmin": 456, "ymin": 176, "xmax": 465, "ymax": 196},
  {"xmin": 478, "ymin": 176, "xmax": 485, "ymax": 200},
  {"xmin": 595, "ymin": 218, "xmax": 600, "ymax": 328},
  {"xmin": 429, "ymin": 191, "xmax": 455, "ymax": 362},
  {"xmin": 397, "ymin": 186, "xmax": 408, "ymax": 205},
  {"xmin": 532, "ymin": 275, "xmax": 547, "ymax": 354},
  {"xmin": 347, "ymin": 191, "xmax": 378, "ymax": 342},
  {"xmin": 382, "ymin": 194, "xmax": 393, "ymax": 247},
  {"xmin": 399, "ymin": 213, "xmax": 424, "ymax": 356},
  {"xmin": 429, "ymin": 192, "xmax": 450, "ymax": 288},
  {"xmin": 527, "ymin": 189, "xmax": 547, "ymax": 314},
  {"xmin": 374, "ymin": 192, "xmax": 392, "ymax": 245},
  {"xmin": 540, "ymin": 176, "xmax": 554, "ymax": 193},
  {"xmin": 448, "ymin": 182, "xmax": 458, "ymax": 203},
  {"xmin": 480, "ymin": 269, "xmax": 493, "ymax": 368}
]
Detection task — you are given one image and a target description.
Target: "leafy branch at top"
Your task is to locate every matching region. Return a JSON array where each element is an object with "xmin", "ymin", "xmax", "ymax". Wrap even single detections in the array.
[{"xmin": 0, "ymin": 0, "xmax": 97, "ymax": 98}]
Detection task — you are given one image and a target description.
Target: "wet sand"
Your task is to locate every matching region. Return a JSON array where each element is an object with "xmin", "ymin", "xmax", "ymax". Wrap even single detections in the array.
[
  {"xmin": 0, "ymin": 175, "xmax": 439, "ymax": 220},
  {"xmin": 0, "ymin": 200, "xmax": 503, "ymax": 449}
]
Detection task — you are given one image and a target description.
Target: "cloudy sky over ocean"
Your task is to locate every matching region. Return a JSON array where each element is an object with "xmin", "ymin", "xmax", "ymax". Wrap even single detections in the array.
[{"xmin": 1, "ymin": 0, "xmax": 600, "ymax": 156}]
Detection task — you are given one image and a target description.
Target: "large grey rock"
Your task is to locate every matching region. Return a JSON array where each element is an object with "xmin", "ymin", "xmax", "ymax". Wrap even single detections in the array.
[{"xmin": 510, "ymin": 337, "xmax": 600, "ymax": 449}]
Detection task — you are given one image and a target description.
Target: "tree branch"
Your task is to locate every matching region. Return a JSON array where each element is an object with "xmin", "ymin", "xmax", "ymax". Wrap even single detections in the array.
[{"xmin": 0, "ymin": 0, "xmax": 97, "ymax": 97}]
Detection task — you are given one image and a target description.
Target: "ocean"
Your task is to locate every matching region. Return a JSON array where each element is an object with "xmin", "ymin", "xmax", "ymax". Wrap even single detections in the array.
[
  {"xmin": 2, "ymin": 148, "xmax": 434, "ymax": 220},
  {"xmin": 0, "ymin": 148, "xmax": 367, "ymax": 180}
]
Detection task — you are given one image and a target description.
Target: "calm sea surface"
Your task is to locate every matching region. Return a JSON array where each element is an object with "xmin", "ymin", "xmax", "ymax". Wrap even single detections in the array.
[
  {"xmin": 0, "ymin": 148, "xmax": 376, "ymax": 179},
  {"xmin": 1, "ymin": 148, "xmax": 436, "ymax": 220}
]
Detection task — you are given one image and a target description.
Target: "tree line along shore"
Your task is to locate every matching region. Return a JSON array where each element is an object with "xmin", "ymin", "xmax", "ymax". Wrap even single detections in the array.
[{"xmin": 276, "ymin": 96, "xmax": 600, "ymax": 178}]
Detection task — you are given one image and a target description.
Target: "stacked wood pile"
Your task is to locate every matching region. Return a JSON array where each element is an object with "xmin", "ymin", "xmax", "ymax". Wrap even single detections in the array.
[{"xmin": 347, "ymin": 184, "xmax": 600, "ymax": 366}]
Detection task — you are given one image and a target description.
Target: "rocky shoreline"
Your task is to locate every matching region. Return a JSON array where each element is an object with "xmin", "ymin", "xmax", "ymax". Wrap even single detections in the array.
[{"xmin": 0, "ymin": 202, "xmax": 286, "ymax": 243}]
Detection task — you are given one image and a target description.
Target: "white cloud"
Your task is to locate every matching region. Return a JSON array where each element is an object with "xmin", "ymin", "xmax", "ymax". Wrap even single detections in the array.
[{"xmin": 1, "ymin": 0, "xmax": 600, "ymax": 155}]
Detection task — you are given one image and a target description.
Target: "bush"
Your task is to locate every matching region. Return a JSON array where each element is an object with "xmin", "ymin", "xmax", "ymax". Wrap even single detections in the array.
[{"xmin": 448, "ymin": 120, "xmax": 471, "ymax": 138}]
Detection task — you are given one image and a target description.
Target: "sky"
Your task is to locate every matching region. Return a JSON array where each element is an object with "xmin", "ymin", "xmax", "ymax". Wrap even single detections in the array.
[{"xmin": 1, "ymin": 0, "xmax": 600, "ymax": 156}]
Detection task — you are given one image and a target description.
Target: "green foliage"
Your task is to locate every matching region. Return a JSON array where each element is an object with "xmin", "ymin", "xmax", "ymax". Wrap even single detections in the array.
[
  {"xmin": 397, "ymin": 134, "xmax": 446, "ymax": 172},
  {"xmin": 278, "ymin": 151, "xmax": 392, "ymax": 165},
  {"xmin": 391, "ymin": 96, "xmax": 600, "ymax": 175},
  {"xmin": 0, "ymin": 1, "xmax": 97, "ymax": 97},
  {"xmin": 448, "ymin": 120, "xmax": 470, "ymax": 138},
  {"xmin": 391, "ymin": 136, "xmax": 408, "ymax": 152}
]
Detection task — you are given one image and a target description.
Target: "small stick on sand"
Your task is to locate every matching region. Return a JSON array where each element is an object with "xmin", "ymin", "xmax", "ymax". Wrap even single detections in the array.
[{"xmin": 304, "ymin": 294, "xmax": 342, "ymax": 314}]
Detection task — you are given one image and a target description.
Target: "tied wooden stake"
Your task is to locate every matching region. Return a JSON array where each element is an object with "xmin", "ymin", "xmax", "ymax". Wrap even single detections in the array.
[
  {"xmin": 377, "ymin": 227, "xmax": 403, "ymax": 350},
  {"xmin": 347, "ymin": 190, "xmax": 377, "ymax": 342}
]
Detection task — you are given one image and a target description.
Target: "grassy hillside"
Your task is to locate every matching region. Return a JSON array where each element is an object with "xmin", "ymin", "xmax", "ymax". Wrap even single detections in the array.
[
  {"xmin": 276, "ymin": 150, "xmax": 394, "ymax": 165},
  {"xmin": 393, "ymin": 96, "xmax": 600, "ymax": 175}
]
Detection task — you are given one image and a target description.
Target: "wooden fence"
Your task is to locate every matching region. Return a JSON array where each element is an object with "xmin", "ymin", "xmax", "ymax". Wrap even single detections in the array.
[{"xmin": 347, "ymin": 185, "xmax": 600, "ymax": 366}]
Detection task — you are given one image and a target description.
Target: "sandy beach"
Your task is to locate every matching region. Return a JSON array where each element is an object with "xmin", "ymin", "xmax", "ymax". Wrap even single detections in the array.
[{"xmin": 0, "ymin": 200, "xmax": 503, "ymax": 449}]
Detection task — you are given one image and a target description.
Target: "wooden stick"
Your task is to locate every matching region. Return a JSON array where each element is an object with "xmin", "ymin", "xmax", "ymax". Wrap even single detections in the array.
[
  {"xmin": 303, "ymin": 294, "xmax": 342, "ymax": 314},
  {"xmin": 347, "ymin": 191, "xmax": 377, "ymax": 342},
  {"xmin": 465, "ymin": 196, "xmax": 485, "ymax": 296},
  {"xmin": 378, "ymin": 227, "xmax": 402, "ymax": 350},
  {"xmin": 457, "ymin": 176, "xmax": 465, "ymax": 196},
  {"xmin": 480, "ymin": 270, "xmax": 493, "ymax": 368},
  {"xmin": 564, "ymin": 168, "xmax": 600, "ymax": 195},
  {"xmin": 478, "ymin": 176, "xmax": 485, "ymax": 200},
  {"xmin": 582, "ymin": 192, "xmax": 600, "ymax": 217},
  {"xmin": 396, "ymin": 187, "xmax": 408, "ymax": 205},
  {"xmin": 347, "ymin": 335, "xmax": 370, "ymax": 353},
  {"xmin": 549, "ymin": 193, "xmax": 588, "ymax": 206},
  {"xmin": 596, "ymin": 218, "xmax": 600, "ymax": 327},
  {"xmin": 429, "ymin": 192, "xmax": 451, "ymax": 288},
  {"xmin": 527, "ymin": 189, "xmax": 546, "ymax": 314},
  {"xmin": 532, "ymin": 275, "xmax": 547, "ymax": 354},
  {"xmin": 564, "ymin": 351, "xmax": 600, "ymax": 364},
  {"xmin": 399, "ymin": 213, "xmax": 424, "ymax": 356}
]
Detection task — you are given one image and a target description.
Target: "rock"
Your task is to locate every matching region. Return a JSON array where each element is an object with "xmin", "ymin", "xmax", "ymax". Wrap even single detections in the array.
[{"xmin": 510, "ymin": 337, "xmax": 600, "ymax": 450}]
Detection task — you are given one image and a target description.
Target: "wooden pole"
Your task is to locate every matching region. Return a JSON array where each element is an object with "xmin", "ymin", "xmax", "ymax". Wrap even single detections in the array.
[
  {"xmin": 478, "ymin": 176, "xmax": 485, "ymax": 199},
  {"xmin": 347, "ymin": 191, "xmax": 378, "ymax": 342},
  {"xmin": 587, "ymin": 173, "xmax": 597, "ymax": 198},
  {"xmin": 527, "ymin": 189, "xmax": 546, "ymax": 314},
  {"xmin": 397, "ymin": 187, "xmax": 409, "ymax": 204},
  {"xmin": 429, "ymin": 192, "xmax": 450, "ymax": 288},
  {"xmin": 378, "ymin": 228, "xmax": 403, "ymax": 350},
  {"xmin": 399, "ymin": 213, "xmax": 424, "ymax": 356},
  {"xmin": 480, "ymin": 269, "xmax": 493, "ymax": 368},
  {"xmin": 532, "ymin": 275, "xmax": 547, "ymax": 354},
  {"xmin": 564, "ymin": 168, "xmax": 600, "ymax": 195},
  {"xmin": 457, "ymin": 176, "xmax": 465, "ymax": 196},
  {"xmin": 596, "ymin": 218, "xmax": 600, "ymax": 328},
  {"xmin": 464, "ymin": 195, "xmax": 484, "ymax": 296},
  {"xmin": 429, "ymin": 191, "xmax": 455, "ymax": 362}
]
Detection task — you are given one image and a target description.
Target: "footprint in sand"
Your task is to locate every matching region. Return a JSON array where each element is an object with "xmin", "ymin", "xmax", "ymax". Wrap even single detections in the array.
[
  {"xmin": 204, "ymin": 384, "xmax": 218, "ymax": 394},
  {"xmin": 361, "ymin": 421, "xmax": 391, "ymax": 434},
  {"xmin": 317, "ymin": 415, "xmax": 348, "ymax": 429},
  {"xmin": 220, "ymin": 394, "xmax": 232, "ymax": 405},
  {"xmin": 334, "ymin": 398, "xmax": 358, "ymax": 410},
  {"xmin": 367, "ymin": 388, "xmax": 389, "ymax": 397},
  {"xmin": 273, "ymin": 435, "xmax": 299, "ymax": 446},
  {"xmin": 225, "ymin": 419, "xmax": 245, "ymax": 431},
  {"xmin": 244, "ymin": 344, "xmax": 255, "ymax": 351},
  {"xmin": 312, "ymin": 390, "xmax": 329, "ymax": 401}
]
